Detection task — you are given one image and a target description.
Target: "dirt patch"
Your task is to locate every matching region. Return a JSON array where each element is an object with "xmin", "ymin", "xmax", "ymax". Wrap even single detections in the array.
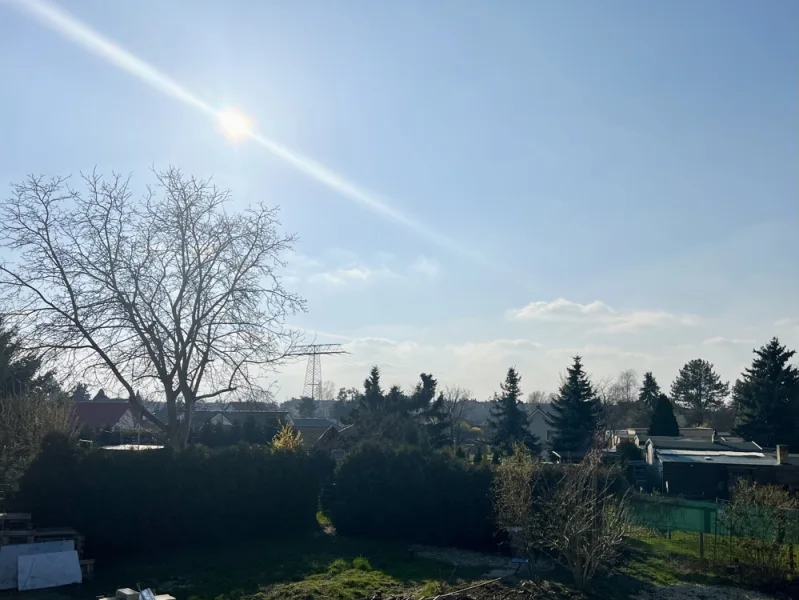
[{"xmin": 410, "ymin": 546, "xmax": 511, "ymax": 569}]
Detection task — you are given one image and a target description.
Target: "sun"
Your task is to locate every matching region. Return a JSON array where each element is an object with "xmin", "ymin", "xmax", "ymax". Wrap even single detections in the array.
[{"xmin": 217, "ymin": 109, "xmax": 252, "ymax": 139}]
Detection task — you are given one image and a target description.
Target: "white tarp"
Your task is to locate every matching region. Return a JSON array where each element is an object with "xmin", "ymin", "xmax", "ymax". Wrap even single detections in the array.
[
  {"xmin": 0, "ymin": 541, "xmax": 74, "ymax": 590},
  {"xmin": 17, "ymin": 550, "xmax": 82, "ymax": 591}
]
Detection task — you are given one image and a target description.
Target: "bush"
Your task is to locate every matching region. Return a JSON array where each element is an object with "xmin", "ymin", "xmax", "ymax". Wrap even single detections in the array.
[
  {"xmin": 15, "ymin": 434, "xmax": 323, "ymax": 555},
  {"xmin": 720, "ymin": 479, "xmax": 799, "ymax": 584},
  {"xmin": 330, "ymin": 442, "xmax": 496, "ymax": 550},
  {"xmin": 0, "ymin": 391, "xmax": 76, "ymax": 489}
]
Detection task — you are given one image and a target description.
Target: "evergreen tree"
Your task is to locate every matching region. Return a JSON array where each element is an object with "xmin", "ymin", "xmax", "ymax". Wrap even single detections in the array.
[
  {"xmin": 733, "ymin": 338, "xmax": 799, "ymax": 449},
  {"xmin": 298, "ymin": 396, "xmax": 317, "ymax": 418},
  {"xmin": 638, "ymin": 372, "xmax": 662, "ymax": 411},
  {"xmin": 648, "ymin": 394, "xmax": 680, "ymax": 436},
  {"xmin": 71, "ymin": 382, "xmax": 91, "ymax": 403},
  {"xmin": 410, "ymin": 374, "xmax": 449, "ymax": 448},
  {"xmin": 333, "ymin": 387, "xmax": 359, "ymax": 423},
  {"xmin": 547, "ymin": 356, "xmax": 600, "ymax": 453},
  {"xmin": 0, "ymin": 317, "xmax": 52, "ymax": 397},
  {"xmin": 488, "ymin": 367, "xmax": 540, "ymax": 455},
  {"xmin": 670, "ymin": 359, "xmax": 729, "ymax": 425},
  {"xmin": 361, "ymin": 366, "xmax": 384, "ymax": 412},
  {"xmin": 384, "ymin": 384, "xmax": 408, "ymax": 413}
]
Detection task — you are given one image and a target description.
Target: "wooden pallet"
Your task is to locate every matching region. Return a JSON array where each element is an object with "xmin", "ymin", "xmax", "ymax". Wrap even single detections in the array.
[
  {"xmin": 0, "ymin": 527, "xmax": 84, "ymax": 554},
  {"xmin": 80, "ymin": 558, "xmax": 95, "ymax": 580},
  {"xmin": 0, "ymin": 513, "xmax": 32, "ymax": 531}
]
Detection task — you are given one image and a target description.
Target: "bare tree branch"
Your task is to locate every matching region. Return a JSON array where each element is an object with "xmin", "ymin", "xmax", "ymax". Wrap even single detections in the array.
[{"xmin": 0, "ymin": 167, "xmax": 305, "ymax": 449}]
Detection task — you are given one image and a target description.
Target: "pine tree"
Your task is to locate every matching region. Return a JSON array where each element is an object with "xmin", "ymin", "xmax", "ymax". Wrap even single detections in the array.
[
  {"xmin": 410, "ymin": 373, "xmax": 449, "ymax": 448},
  {"xmin": 488, "ymin": 367, "xmax": 540, "ymax": 455},
  {"xmin": 648, "ymin": 394, "xmax": 680, "ymax": 436},
  {"xmin": 547, "ymin": 356, "xmax": 600, "ymax": 453},
  {"xmin": 0, "ymin": 317, "xmax": 52, "ymax": 396},
  {"xmin": 670, "ymin": 359, "xmax": 729, "ymax": 425},
  {"xmin": 71, "ymin": 382, "xmax": 91, "ymax": 403},
  {"xmin": 733, "ymin": 338, "xmax": 799, "ymax": 449},
  {"xmin": 298, "ymin": 396, "xmax": 317, "ymax": 418},
  {"xmin": 638, "ymin": 372, "xmax": 662, "ymax": 411},
  {"xmin": 362, "ymin": 366, "xmax": 384, "ymax": 412}
]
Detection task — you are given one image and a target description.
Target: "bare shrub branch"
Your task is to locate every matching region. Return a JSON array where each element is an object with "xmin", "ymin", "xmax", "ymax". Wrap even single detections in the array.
[
  {"xmin": 494, "ymin": 445, "xmax": 631, "ymax": 590},
  {"xmin": 0, "ymin": 391, "xmax": 77, "ymax": 489}
]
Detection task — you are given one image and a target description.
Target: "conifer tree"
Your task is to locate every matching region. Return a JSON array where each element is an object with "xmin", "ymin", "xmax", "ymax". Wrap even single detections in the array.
[
  {"xmin": 488, "ymin": 367, "xmax": 540, "ymax": 455},
  {"xmin": 733, "ymin": 338, "xmax": 799, "ymax": 448},
  {"xmin": 638, "ymin": 372, "xmax": 662, "ymax": 411},
  {"xmin": 648, "ymin": 394, "xmax": 680, "ymax": 436},
  {"xmin": 671, "ymin": 359, "xmax": 729, "ymax": 425},
  {"xmin": 547, "ymin": 356, "xmax": 600, "ymax": 453}
]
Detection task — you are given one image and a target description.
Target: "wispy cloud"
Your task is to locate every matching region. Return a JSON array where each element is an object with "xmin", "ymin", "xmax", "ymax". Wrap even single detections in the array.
[
  {"xmin": 775, "ymin": 317, "xmax": 799, "ymax": 330},
  {"xmin": 702, "ymin": 336, "xmax": 756, "ymax": 347},
  {"xmin": 10, "ymin": 0, "xmax": 483, "ymax": 264},
  {"xmin": 309, "ymin": 265, "xmax": 399, "ymax": 286},
  {"xmin": 297, "ymin": 252, "xmax": 440, "ymax": 286},
  {"xmin": 408, "ymin": 256, "xmax": 440, "ymax": 280},
  {"xmin": 508, "ymin": 298, "xmax": 700, "ymax": 333}
]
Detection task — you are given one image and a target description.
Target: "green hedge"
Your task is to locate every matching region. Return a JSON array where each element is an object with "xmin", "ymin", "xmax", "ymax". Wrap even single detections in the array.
[
  {"xmin": 16, "ymin": 434, "xmax": 324, "ymax": 555},
  {"xmin": 330, "ymin": 442, "xmax": 497, "ymax": 550}
]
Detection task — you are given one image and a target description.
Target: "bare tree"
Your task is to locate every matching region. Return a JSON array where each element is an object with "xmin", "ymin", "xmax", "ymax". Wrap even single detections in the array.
[
  {"xmin": 526, "ymin": 390, "xmax": 551, "ymax": 404},
  {"xmin": 320, "ymin": 380, "xmax": 337, "ymax": 401},
  {"xmin": 613, "ymin": 369, "xmax": 638, "ymax": 405},
  {"xmin": 494, "ymin": 445, "xmax": 630, "ymax": 590},
  {"xmin": 0, "ymin": 390, "xmax": 76, "ymax": 488},
  {"xmin": 442, "ymin": 385, "xmax": 470, "ymax": 446},
  {"xmin": 0, "ymin": 168, "xmax": 304, "ymax": 449},
  {"xmin": 597, "ymin": 369, "xmax": 641, "ymax": 432}
]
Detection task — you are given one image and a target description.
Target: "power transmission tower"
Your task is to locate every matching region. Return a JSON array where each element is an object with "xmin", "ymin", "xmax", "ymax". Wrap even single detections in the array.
[{"xmin": 286, "ymin": 344, "xmax": 347, "ymax": 400}]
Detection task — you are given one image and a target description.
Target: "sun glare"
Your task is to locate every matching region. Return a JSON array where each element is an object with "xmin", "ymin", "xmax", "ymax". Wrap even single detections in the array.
[{"xmin": 218, "ymin": 109, "xmax": 251, "ymax": 139}]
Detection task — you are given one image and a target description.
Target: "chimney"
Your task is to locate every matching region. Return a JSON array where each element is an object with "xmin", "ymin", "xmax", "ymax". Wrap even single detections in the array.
[{"xmin": 777, "ymin": 445, "xmax": 789, "ymax": 465}]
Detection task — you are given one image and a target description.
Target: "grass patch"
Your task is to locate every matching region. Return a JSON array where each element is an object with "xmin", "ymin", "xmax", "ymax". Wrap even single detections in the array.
[
  {"xmin": 2, "ymin": 522, "xmax": 756, "ymax": 600},
  {"xmin": 3, "ymin": 533, "xmax": 484, "ymax": 600}
]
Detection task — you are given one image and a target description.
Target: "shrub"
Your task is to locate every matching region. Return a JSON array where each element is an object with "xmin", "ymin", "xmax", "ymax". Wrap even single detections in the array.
[
  {"xmin": 0, "ymin": 391, "xmax": 76, "ymax": 489},
  {"xmin": 15, "ymin": 434, "xmax": 323, "ymax": 555},
  {"xmin": 494, "ymin": 446, "xmax": 630, "ymax": 590},
  {"xmin": 330, "ymin": 442, "xmax": 496, "ymax": 550},
  {"xmin": 720, "ymin": 479, "xmax": 799, "ymax": 584},
  {"xmin": 352, "ymin": 556, "xmax": 372, "ymax": 571}
]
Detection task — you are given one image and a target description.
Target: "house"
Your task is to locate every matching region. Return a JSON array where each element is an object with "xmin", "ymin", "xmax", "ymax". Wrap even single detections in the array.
[
  {"xmin": 527, "ymin": 403, "xmax": 554, "ymax": 449},
  {"xmin": 72, "ymin": 402, "xmax": 137, "ymax": 431},
  {"xmin": 292, "ymin": 418, "xmax": 338, "ymax": 448},
  {"xmin": 607, "ymin": 428, "xmax": 649, "ymax": 448},
  {"xmin": 645, "ymin": 434, "xmax": 798, "ymax": 499}
]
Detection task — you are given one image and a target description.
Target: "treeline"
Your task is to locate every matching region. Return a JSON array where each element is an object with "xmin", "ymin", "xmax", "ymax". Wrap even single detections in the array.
[{"xmin": 334, "ymin": 336, "xmax": 799, "ymax": 456}]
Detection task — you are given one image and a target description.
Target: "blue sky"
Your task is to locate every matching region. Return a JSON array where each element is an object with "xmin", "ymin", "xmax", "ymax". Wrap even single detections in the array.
[{"xmin": 1, "ymin": 0, "xmax": 797, "ymax": 400}]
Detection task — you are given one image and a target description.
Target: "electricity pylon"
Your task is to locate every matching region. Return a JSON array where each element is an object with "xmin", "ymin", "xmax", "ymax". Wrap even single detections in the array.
[{"xmin": 286, "ymin": 344, "xmax": 347, "ymax": 400}]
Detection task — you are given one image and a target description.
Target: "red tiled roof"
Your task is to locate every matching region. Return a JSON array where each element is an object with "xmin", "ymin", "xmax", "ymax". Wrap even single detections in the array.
[{"xmin": 72, "ymin": 402, "xmax": 130, "ymax": 429}]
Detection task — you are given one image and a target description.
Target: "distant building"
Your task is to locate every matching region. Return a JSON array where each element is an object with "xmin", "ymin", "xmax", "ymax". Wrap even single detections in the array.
[
  {"xmin": 526, "ymin": 403, "xmax": 554, "ymax": 449},
  {"xmin": 73, "ymin": 402, "xmax": 137, "ymax": 430},
  {"xmin": 645, "ymin": 434, "xmax": 799, "ymax": 499},
  {"xmin": 292, "ymin": 418, "xmax": 338, "ymax": 448}
]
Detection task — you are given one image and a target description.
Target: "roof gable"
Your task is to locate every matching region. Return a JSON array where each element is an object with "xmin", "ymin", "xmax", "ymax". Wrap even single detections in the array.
[{"xmin": 73, "ymin": 402, "xmax": 131, "ymax": 429}]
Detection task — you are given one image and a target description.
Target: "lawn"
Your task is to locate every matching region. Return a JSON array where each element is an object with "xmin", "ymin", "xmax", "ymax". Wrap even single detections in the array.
[
  {"xmin": 4, "ymin": 528, "xmax": 485, "ymax": 600},
  {"xmin": 3, "ymin": 525, "xmax": 761, "ymax": 600}
]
